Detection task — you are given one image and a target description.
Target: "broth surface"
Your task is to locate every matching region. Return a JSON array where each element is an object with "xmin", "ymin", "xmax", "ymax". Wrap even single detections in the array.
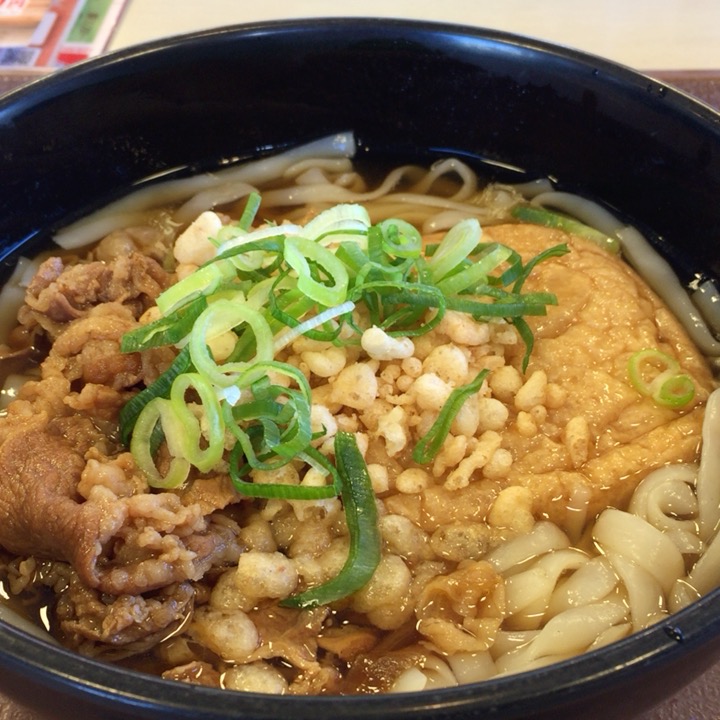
[{"xmin": 0, "ymin": 147, "xmax": 717, "ymax": 695}]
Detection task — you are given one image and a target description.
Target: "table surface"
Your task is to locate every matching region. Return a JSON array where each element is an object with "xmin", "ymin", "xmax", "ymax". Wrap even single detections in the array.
[
  {"xmin": 2, "ymin": 2, "xmax": 720, "ymax": 718},
  {"xmin": 108, "ymin": 0, "xmax": 720, "ymax": 71}
]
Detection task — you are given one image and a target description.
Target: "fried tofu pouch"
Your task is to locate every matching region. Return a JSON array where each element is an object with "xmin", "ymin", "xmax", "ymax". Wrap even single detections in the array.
[{"xmin": 484, "ymin": 223, "xmax": 714, "ymax": 527}]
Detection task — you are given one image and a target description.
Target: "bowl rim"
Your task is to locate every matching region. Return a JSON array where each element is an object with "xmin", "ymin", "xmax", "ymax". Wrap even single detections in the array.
[
  {"xmin": 1, "ymin": 586, "xmax": 719, "ymax": 718},
  {"xmin": 3, "ymin": 14, "xmax": 720, "ymax": 123},
  {"xmin": 1, "ymin": 15, "xmax": 719, "ymax": 719}
]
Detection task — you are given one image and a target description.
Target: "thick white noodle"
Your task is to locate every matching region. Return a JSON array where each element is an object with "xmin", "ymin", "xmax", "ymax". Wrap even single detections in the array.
[
  {"xmin": 446, "ymin": 652, "xmax": 498, "ymax": 684},
  {"xmin": 0, "ymin": 604, "xmax": 59, "ymax": 645},
  {"xmin": 617, "ymin": 225, "xmax": 720, "ymax": 357},
  {"xmin": 410, "ymin": 158, "xmax": 478, "ymax": 201},
  {"xmin": 53, "ymin": 131, "xmax": 357, "ymax": 249},
  {"xmin": 485, "ymin": 522, "xmax": 570, "ymax": 574},
  {"xmin": 510, "ymin": 178, "xmax": 555, "ymax": 198},
  {"xmin": 531, "ymin": 191, "xmax": 625, "ymax": 236},
  {"xmin": 420, "ymin": 209, "xmax": 477, "ymax": 234},
  {"xmin": 389, "ymin": 667, "xmax": 429, "ymax": 693},
  {"xmin": 696, "ymin": 388, "xmax": 720, "ymax": 540},
  {"xmin": 586, "ymin": 622, "xmax": 633, "ymax": 651},
  {"xmin": 692, "ymin": 279, "xmax": 720, "ymax": 335},
  {"xmin": 492, "ymin": 629, "xmax": 539, "ymax": 657},
  {"xmin": 673, "ymin": 531, "xmax": 720, "ymax": 604},
  {"xmin": 660, "ymin": 388, "xmax": 720, "ymax": 608},
  {"xmin": 389, "ymin": 655, "xmax": 457, "ymax": 692},
  {"xmin": 532, "ymin": 190, "xmax": 720, "ymax": 357},
  {"xmin": 259, "ymin": 161, "xmax": 520, "ymax": 231},
  {"xmin": 283, "ymin": 157, "xmax": 355, "ymax": 179},
  {"xmin": 544, "ymin": 556, "xmax": 619, "ymax": 618},
  {"xmin": 603, "ymin": 551, "xmax": 666, "ymax": 631},
  {"xmin": 259, "ymin": 181, "xmax": 508, "ymax": 224},
  {"xmin": 614, "ymin": 389, "xmax": 720, "ymax": 611},
  {"xmin": 503, "ymin": 549, "xmax": 587, "ymax": 618},
  {"xmin": 592, "ymin": 509, "xmax": 685, "ymax": 594},
  {"xmin": 0, "ymin": 255, "xmax": 38, "ymax": 342},
  {"xmin": 0, "ymin": 374, "xmax": 31, "ymax": 410},
  {"xmin": 494, "ymin": 601, "xmax": 628, "ymax": 675},
  {"xmin": 173, "ymin": 180, "xmax": 257, "ymax": 225},
  {"xmin": 258, "ymin": 164, "xmax": 410, "ymax": 208},
  {"xmin": 419, "ymin": 655, "xmax": 458, "ymax": 689},
  {"xmin": 628, "ymin": 464, "xmax": 702, "ymax": 554},
  {"xmin": 563, "ymin": 483, "xmax": 592, "ymax": 543}
]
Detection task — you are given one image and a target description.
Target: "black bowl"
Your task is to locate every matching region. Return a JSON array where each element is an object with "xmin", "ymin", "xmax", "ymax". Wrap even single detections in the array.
[{"xmin": 0, "ymin": 17, "xmax": 719, "ymax": 720}]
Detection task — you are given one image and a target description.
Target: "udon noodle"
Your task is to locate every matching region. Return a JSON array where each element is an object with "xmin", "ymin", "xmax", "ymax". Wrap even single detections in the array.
[{"xmin": 0, "ymin": 132, "xmax": 718, "ymax": 695}]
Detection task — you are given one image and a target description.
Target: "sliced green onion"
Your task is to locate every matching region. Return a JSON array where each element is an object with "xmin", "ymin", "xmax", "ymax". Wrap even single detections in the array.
[
  {"xmin": 281, "ymin": 431, "xmax": 381, "ymax": 608},
  {"xmin": 511, "ymin": 204, "xmax": 620, "ymax": 254},
  {"xmin": 302, "ymin": 203, "xmax": 371, "ymax": 247},
  {"xmin": 378, "ymin": 219, "xmax": 422, "ymax": 259},
  {"xmin": 351, "ymin": 280, "xmax": 446, "ymax": 337},
  {"xmin": 120, "ymin": 297, "xmax": 208, "ymax": 352},
  {"xmin": 120, "ymin": 194, "xmax": 563, "ymax": 506},
  {"xmin": 265, "ymin": 278, "xmax": 329, "ymax": 342},
  {"xmin": 214, "ymin": 233, "xmax": 286, "ymax": 270},
  {"xmin": 245, "ymin": 276, "xmax": 280, "ymax": 311},
  {"xmin": 427, "ymin": 218, "xmax": 481, "ymax": 282},
  {"xmin": 169, "ymin": 373, "xmax": 225, "ymax": 472},
  {"xmin": 627, "ymin": 348, "xmax": 695, "ymax": 408},
  {"xmin": 511, "ymin": 316, "xmax": 535, "ymax": 373},
  {"xmin": 233, "ymin": 359, "xmax": 313, "ymax": 400},
  {"xmin": 222, "ymin": 361, "xmax": 315, "ymax": 473},
  {"xmin": 628, "ymin": 349, "xmax": 680, "ymax": 396},
  {"xmin": 283, "ymin": 235, "xmax": 349, "ymax": 307},
  {"xmin": 228, "ymin": 438, "xmax": 340, "ymax": 499},
  {"xmin": 188, "ymin": 299, "xmax": 274, "ymax": 387},
  {"xmin": 237, "ymin": 190, "xmax": 262, "ymax": 231},
  {"xmin": 510, "ymin": 242, "xmax": 570, "ymax": 293},
  {"xmin": 413, "ymin": 369, "xmax": 490, "ymax": 464},
  {"xmin": 652, "ymin": 373, "xmax": 695, "ymax": 408},
  {"xmin": 130, "ymin": 397, "xmax": 191, "ymax": 489},
  {"xmin": 273, "ymin": 300, "xmax": 355, "ymax": 353},
  {"xmin": 439, "ymin": 294, "xmax": 549, "ymax": 318},
  {"xmin": 156, "ymin": 258, "xmax": 237, "ymax": 315},
  {"xmin": 437, "ymin": 244, "xmax": 513, "ymax": 295},
  {"xmin": 119, "ymin": 345, "xmax": 192, "ymax": 446},
  {"xmin": 264, "ymin": 388, "xmax": 312, "ymax": 458},
  {"xmin": 335, "ymin": 241, "xmax": 369, "ymax": 277},
  {"xmin": 225, "ymin": 370, "xmax": 337, "ymax": 495}
]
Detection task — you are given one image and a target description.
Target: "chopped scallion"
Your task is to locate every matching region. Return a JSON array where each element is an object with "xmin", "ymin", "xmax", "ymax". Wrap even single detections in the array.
[
  {"xmin": 653, "ymin": 372, "xmax": 696, "ymax": 408},
  {"xmin": 118, "ymin": 194, "xmax": 564, "ymax": 609},
  {"xmin": 120, "ymin": 297, "xmax": 208, "ymax": 352},
  {"xmin": 283, "ymin": 235, "xmax": 349, "ymax": 307},
  {"xmin": 118, "ymin": 345, "xmax": 192, "ymax": 446},
  {"xmin": 627, "ymin": 348, "xmax": 695, "ymax": 408},
  {"xmin": 511, "ymin": 204, "xmax": 620, "ymax": 254},
  {"xmin": 281, "ymin": 432, "xmax": 381, "ymax": 608},
  {"xmin": 413, "ymin": 369, "xmax": 490, "ymax": 463}
]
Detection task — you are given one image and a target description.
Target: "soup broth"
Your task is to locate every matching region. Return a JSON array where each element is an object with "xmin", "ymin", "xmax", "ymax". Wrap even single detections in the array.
[{"xmin": 0, "ymin": 135, "xmax": 718, "ymax": 695}]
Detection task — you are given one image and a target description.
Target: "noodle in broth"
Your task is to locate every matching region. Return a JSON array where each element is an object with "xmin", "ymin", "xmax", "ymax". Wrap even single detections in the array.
[{"xmin": 0, "ymin": 133, "xmax": 718, "ymax": 694}]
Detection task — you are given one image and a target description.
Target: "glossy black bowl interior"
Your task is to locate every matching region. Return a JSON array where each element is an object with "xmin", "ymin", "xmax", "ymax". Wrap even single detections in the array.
[{"xmin": 1, "ymin": 17, "xmax": 719, "ymax": 720}]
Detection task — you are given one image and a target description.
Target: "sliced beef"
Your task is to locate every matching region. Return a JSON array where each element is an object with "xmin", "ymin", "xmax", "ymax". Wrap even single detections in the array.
[
  {"xmin": 56, "ymin": 575, "xmax": 194, "ymax": 658},
  {"xmin": 39, "ymin": 302, "xmax": 150, "ymax": 395},
  {"xmin": 0, "ymin": 244, "xmax": 246, "ymax": 658},
  {"xmin": 20, "ymin": 252, "xmax": 170, "ymax": 337},
  {"xmin": 0, "ymin": 423, "xmax": 239, "ymax": 596},
  {"xmin": 248, "ymin": 605, "xmax": 328, "ymax": 667},
  {"xmin": 0, "ymin": 424, "xmax": 93, "ymax": 561},
  {"xmin": 162, "ymin": 661, "xmax": 222, "ymax": 687}
]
